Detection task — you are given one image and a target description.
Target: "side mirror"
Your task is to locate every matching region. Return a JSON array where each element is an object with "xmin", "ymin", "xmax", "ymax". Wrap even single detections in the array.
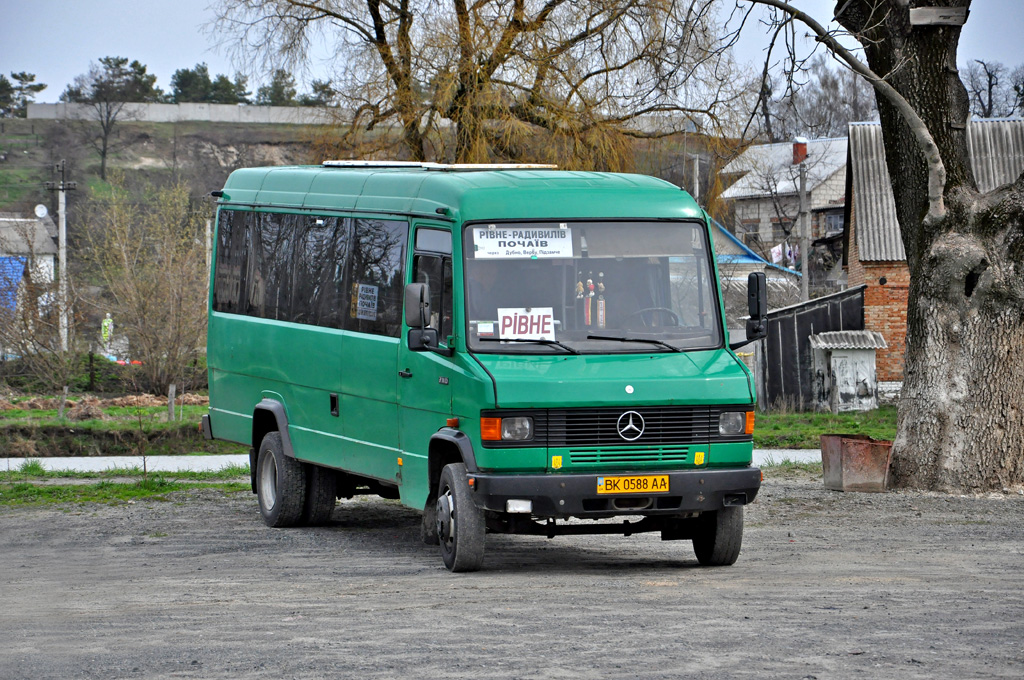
[
  {"xmin": 744, "ymin": 272, "xmax": 768, "ymax": 341},
  {"xmin": 404, "ymin": 282, "xmax": 431, "ymax": 329},
  {"xmin": 408, "ymin": 327, "xmax": 440, "ymax": 352},
  {"xmin": 730, "ymin": 272, "xmax": 768, "ymax": 350}
]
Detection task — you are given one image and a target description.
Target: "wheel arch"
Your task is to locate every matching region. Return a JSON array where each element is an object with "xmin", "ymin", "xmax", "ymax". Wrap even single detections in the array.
[
  {"xmin": 252, "ymin": 398, "xmax": 296, "ymax": 458},
  {"xmin": 427, "ymin": 427, "xmax": 478, "ymax": 497}
]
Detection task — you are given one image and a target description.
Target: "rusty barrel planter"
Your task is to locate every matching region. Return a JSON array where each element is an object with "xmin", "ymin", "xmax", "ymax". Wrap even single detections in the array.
[{"xmin": 819, "ymin": 434, "xmax": 893, "ymax": 492}]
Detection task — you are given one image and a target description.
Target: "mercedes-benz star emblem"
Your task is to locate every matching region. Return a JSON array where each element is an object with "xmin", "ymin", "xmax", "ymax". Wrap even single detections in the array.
[{"xmin": 616, "ymin": 411, "xmax": 645, "ymax": 441}]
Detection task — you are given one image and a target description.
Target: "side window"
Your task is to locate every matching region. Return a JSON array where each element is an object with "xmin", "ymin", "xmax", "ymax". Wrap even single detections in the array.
[
  {"xmin": 347, "ymin": 218, "xmax": 408, "ymax": 337},
  {"xmin": 214, "ymin": 210, "xmax": 352, "ymax": 329},
  {"xmin": 413, "ymin": 254, "xmax": 453, "ymax": 342},
  {"xmin": 292, "ymin": 216, "xmax": 350, "ymax": 328},
  {"xmin": 248, "ymin": 212, "xmax": 295, "ymax": 321},
  {"xmin": 212, "ymin": 209, "xmax": 249, "ymax": 315}
]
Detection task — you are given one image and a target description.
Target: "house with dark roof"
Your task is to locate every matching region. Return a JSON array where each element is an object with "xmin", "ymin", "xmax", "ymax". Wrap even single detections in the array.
[
  {"xmin": 844, "ymin": 119, "xmax": 1024, "ymax": 391},
  {"xmin": 0, "ymin": 212, "xmax": 57, "ymax": 313}
]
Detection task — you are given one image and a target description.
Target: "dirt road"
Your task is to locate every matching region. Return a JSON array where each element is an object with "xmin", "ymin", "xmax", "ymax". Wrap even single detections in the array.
[{"xmin": 2, "ymin": 474, "xmax": 1022, "ymax": 679}]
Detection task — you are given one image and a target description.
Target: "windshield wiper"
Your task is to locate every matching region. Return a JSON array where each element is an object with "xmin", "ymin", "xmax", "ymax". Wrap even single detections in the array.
[
  {"xmin": 478, "ymin": 337, "xmax": 580, "ymax": 354},
  {"xmin": 587, "ymin": 333, "xmax": 681, "ymax": 352}
]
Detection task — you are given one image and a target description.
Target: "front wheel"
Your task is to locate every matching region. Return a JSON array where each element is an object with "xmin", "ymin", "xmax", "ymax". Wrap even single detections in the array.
[
  {"xmin": 256, "ymin": 432, "xmax": 307, "ymax": 528},
  {"xmin": 436, "ymin": 463, "xmax": 485, "ymax": 572},
  {"xmin": 692, "ymin": 506, "xmax": 744, "ymax": 566}
]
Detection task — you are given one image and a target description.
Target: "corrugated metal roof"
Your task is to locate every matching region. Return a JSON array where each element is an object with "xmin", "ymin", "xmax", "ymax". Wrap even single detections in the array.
[
  {"xmin": 967, "ymin": 118, "xmax": 1024, "ymax": 192},
  {"xmin": 849, "ymin": 123, "xmax": 905, "ymax": 261},
  {"xmin": 850, "ymin": 118, "xmax": 1024, "ymax": 262},
  {"xmin": 809, "ymin": 330, "xmax": 888, "ymax": 350},
  {"xmin": 720, "ymin": 138, "xmax": 847, "ymax": 200}
]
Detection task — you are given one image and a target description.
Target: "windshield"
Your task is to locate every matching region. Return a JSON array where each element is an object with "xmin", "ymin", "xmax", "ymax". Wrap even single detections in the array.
[{"xmin": 464, "ymin": 221, "xmax": 722, "ymax": 353}]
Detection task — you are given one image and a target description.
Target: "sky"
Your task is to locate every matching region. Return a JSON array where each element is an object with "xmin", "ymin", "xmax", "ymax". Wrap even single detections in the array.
[{"xmin": 1, "ymin": 0, "xmax": 1022, "ymax": 103}]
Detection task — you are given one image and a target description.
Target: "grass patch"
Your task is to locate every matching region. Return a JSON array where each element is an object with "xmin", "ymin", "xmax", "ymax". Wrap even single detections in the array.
[
  {"xmin": 18, "ymin": 459, "xmax": 46, "ymax": 475},
  {"xmin": 0, "ymin": 403, "xmax": 244, "ymax": 457},
  {"xmin": 753, "ymin": 407, "xmax": 897, "ymax": 449},
  {"xmin": 0, "ymin": 463, "xmax": 250, "ymax": 483},
  {"xmin": 0, "ymin": 479, "xmax": 250, "ymax": 506},
  {"xmin": 0, "ymin": 404, "xmax": 209, "ymax": 428},
  {"xmin": 760, "ymin": 458, "xmax": 824, "ymax": 479}
]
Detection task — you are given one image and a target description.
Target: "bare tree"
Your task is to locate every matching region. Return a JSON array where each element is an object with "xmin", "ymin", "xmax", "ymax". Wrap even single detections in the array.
[
  {"xmin": 738, "ymin": 0, "xmax": 1024, "ymax": 493},
  {"xmin": 212, "ymin": 0, "xmax": 754, "ymax": 167},
  {"xmin": 60, "ymin": 57, "xmax": 164, "ymax": 180},
  {"xmin": 0, "ymin": 221, "xmax": 79, "ymax": 391},
  {"xmin": 761, "ymin": 54, "xmax": 877, "ymax": 141},
  {"xmin": 80, "ymin": 175, "xmax": 208, "ymax": 395},
  {"xmin": 962, "ymin": 59, "xmax": 1024, "ymax": 118}
]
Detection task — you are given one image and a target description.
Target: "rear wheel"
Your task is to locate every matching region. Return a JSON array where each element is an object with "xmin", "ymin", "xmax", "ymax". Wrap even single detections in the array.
[
  {"xmin": 256, "ymin": 432, "xmax": 306, "ymax": 527},
  {"xmin": 692, "ymin": 506, "xmax": 743, "ymax": 566},
  {"xmin": 302, "ymin": 464, "xmax": 337, "ymax": 526},
  {"xmin": 436, "ymin": 463, "xmax": 485, "ymax": 572}
]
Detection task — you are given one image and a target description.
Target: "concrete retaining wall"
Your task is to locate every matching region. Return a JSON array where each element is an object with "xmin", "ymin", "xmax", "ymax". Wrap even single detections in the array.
[{"xmin": 28, "ymin": 102, "xmax": 337, "ymax": 125}]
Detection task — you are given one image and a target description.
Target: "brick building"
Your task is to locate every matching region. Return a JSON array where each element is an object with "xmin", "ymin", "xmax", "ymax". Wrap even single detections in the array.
[{"xmin": 844, "ymin": 119, "xmax": 1024, "ymax": 392}]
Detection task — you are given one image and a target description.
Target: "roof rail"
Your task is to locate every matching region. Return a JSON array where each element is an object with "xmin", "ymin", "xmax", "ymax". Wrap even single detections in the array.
[{"xmin": 321, "ymin": 160, "xmax": 558, "ymax": 171}]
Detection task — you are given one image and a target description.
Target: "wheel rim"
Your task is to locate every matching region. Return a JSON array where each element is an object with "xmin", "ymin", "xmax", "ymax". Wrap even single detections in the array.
[
  {"xmin": 260, "ymin": 453, "xmax": 278, "ymax": 512},
  {"xmin": 436, "ymin": 485, "xmax": 455, "ymax": 550}
]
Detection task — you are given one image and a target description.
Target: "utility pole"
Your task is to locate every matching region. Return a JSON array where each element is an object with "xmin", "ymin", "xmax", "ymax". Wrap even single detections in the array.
[
  {"xmin": 793, "ymin": 138, "xmax": 810, "ymax": 301},
  {"xmin": 45, "ymin": 161, "xmax": 77, "ymax": 352}
]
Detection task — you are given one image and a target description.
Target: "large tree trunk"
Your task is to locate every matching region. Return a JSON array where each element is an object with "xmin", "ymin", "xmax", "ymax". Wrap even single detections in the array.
[{"xmin": 839, "ymin": 0, "xmax": 1024, "ymax": 491}]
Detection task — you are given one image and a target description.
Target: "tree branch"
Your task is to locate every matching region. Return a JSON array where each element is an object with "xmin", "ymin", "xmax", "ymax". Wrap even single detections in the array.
[{"xmin": 748, "ymin": 0, "xmax": 947, "ymax": 224}]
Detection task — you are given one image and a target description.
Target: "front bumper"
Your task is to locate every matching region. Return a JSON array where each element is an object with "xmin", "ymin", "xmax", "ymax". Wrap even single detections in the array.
[{"xmin": 469, "ymin": 467, "xmax": 761, "ymax": 519}]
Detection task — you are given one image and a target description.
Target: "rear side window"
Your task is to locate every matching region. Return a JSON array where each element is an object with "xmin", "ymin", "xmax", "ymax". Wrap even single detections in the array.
[{"xmin": 213, "ymin": 210, "xmax": 407, "ymax": 337}]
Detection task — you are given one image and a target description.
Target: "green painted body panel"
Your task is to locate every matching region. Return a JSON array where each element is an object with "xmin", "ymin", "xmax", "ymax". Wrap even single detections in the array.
[
  {"xmin": 708, "ymin": 441, "xmax": 755, "ymax": 467},
  {"xmin": 341, "ymin": 332, "xmax": 402, "ymax": 483},
  {"xmin": 473, "ymin": 350, "xmax": 751, "ymax": 409},
  {"xmin": 209, "ymin": 165, "xmax": 756, "ymax": 513}
]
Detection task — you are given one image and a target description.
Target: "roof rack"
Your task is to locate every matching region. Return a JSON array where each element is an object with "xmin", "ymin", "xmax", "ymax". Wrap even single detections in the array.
[{"xmin": 321, "ymin": 160, "xmax": 558, "ymax": 171}]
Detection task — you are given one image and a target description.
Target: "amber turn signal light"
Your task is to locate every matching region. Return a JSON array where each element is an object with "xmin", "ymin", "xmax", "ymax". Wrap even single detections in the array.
[
  {"xmin": 745, "ymin": 411, "xmax": 755, "ymax": 435},
  {"xmin": 480, "ymin": 417, "xmax": 502, "ymax": 441}
]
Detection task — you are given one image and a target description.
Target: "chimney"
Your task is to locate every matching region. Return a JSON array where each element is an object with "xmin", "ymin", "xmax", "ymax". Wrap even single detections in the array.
[{"xmin": 792, "ymin": 137, "xmax": 808, "ymax": 165}]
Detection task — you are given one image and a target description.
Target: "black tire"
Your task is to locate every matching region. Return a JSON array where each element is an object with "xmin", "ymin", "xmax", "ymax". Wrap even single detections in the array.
[
  {"xmin": 692, "ymin": 506, "xmax": 744, "ymax": 566},
  {"xmin": 421, "ymin": 498, "xmax": 439, "ymax": 545},
  {"xmin": 302, "ymin": 464, "xmax": 337, "ymax": 526},
  {"xmin": 436, "ymin": 463, "xmax": 485, "ymax": 572},
  {"xmin": 256, "ymin": 432, "xmax": 307, "ymax": 528}
]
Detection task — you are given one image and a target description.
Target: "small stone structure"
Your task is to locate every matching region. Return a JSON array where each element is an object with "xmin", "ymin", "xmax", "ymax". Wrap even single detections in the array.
[{"xmin": 810, "ymin": 330, "xmax": 888, "ymax": 413}]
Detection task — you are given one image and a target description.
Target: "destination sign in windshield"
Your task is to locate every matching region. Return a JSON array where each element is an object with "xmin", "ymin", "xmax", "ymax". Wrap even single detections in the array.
[{"xmin": 473, "ymin": 225, "xmax": 573, "ymax": 259}]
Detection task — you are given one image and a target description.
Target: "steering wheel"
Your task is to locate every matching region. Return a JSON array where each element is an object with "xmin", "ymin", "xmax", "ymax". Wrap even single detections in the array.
[{"xmin": 622, "ymin": 307, "xmax": 680, "ymax": 329}]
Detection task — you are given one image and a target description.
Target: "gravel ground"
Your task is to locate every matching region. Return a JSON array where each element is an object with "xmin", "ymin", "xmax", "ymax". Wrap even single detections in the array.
[{"xmin": 1, "ymin": 472, "xmax": 1022, "ymax": 679}]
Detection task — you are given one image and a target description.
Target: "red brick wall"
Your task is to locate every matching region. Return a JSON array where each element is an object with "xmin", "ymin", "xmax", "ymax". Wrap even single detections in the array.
[
  {"xmin": 846, "ymin": 201, "xmax": 909, "ymax": 381},
  {"xmin": 861, "ymin": 262, "xmax": 910, "ymax": 381}
]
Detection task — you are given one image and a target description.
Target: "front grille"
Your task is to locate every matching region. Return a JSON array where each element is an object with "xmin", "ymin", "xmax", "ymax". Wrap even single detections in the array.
[
  {"xmin": 481, "ymin": 405, "xmax": 751, "ymax": 448},
  {"xmin": 548, "ymin": 407, "xmax": 716, "ymax": 447},
  {"xmin": 568, "ymin": 445, "xmax": 689, "ymax": 466}
]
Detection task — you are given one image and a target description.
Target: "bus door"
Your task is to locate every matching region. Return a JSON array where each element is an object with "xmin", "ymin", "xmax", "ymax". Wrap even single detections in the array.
[
  {"xmin": 338, "ymin": 217, "xmax": 408, "ymax": 481},
  {"xmin": 397, "ymin": 227, "xmax": 455, "ymax": 506}
]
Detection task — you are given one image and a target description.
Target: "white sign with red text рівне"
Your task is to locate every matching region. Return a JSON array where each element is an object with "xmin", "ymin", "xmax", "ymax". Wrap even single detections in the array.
[{"xmin": 498, "ymin": 307, "xmax": 555, "ymax": 340}]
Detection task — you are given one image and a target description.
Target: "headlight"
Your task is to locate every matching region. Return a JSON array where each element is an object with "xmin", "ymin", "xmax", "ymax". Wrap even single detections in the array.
[
  {"xmin": 500, "ymin": 416, "xmax": 533, "ymax": 441},
  {"xmin": 719, "ymin": 411, "xmax": 746, "ymax": 436}
]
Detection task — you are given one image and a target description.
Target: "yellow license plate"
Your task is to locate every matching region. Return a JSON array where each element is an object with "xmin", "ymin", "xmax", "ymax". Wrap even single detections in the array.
[{"xmin": 596, "ymin": 475, "xmax": 669, "ymax": 495}]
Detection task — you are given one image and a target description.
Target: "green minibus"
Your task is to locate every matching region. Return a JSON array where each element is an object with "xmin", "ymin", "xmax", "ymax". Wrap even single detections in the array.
[{"xmin": 203, "ymin": 161, "xmax": 767, "ymax": 572}]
